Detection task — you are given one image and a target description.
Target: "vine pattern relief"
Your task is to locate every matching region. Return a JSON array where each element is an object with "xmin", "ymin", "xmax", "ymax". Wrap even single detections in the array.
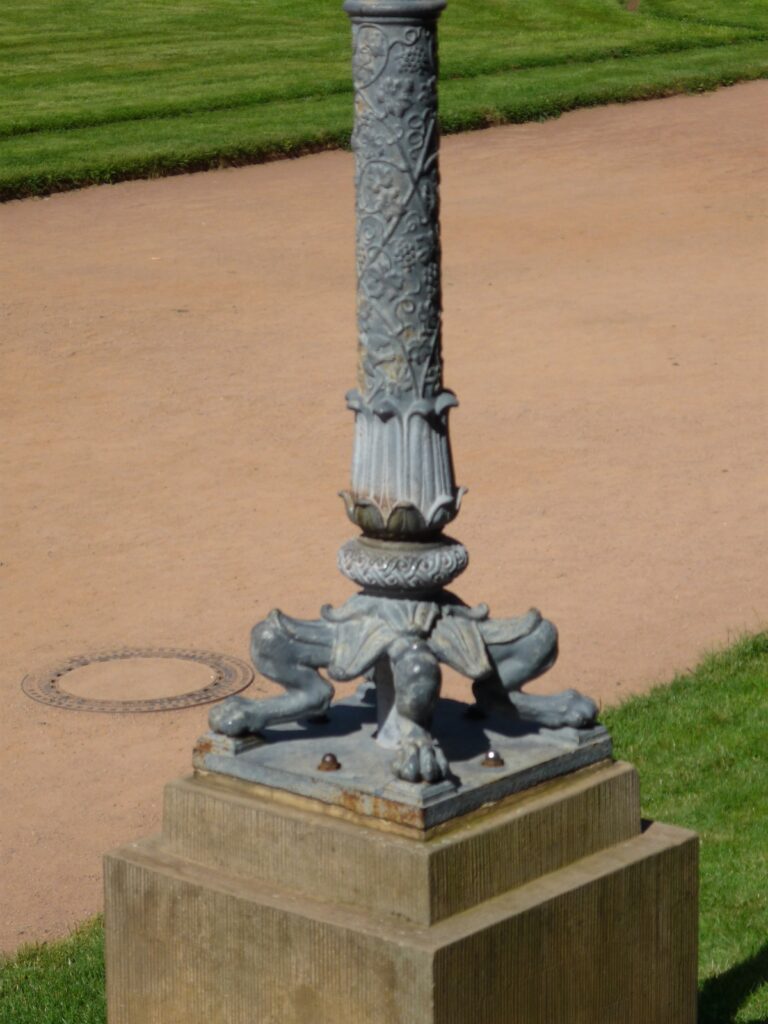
[{"xmin": 351, "ymin": 23, "xmax": 443, "ymax": 404}]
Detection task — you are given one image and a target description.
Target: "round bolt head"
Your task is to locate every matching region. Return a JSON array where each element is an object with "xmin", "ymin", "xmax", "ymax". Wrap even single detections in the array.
[
  {"xmin": 482, "ymin": 749, "xmax": 505, "ymax": 768},
  {"xmin": 318, "ymin": 752, "xmax": 341, "ymax": 772}
]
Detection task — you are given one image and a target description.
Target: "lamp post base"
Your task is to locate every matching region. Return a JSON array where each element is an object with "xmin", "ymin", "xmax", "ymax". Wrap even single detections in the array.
[
  {"xmin": 195, "ymin": 687, "xmax": 612, "ymax": 829},
  {"xmin": 208, "ymin": 587, "xmax": 597, "ymax": 785}
]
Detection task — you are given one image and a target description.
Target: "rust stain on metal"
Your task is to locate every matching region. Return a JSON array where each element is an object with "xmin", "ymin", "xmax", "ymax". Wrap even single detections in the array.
[{"xmin": 337, "ymin": 788, "xmax": 427, "ymax": 829}]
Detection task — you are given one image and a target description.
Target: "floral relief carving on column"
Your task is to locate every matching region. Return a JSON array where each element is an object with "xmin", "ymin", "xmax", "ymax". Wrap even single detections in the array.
[{"xmin": 342, "ymin": 16, "xmax": 464, "ymax": 540}]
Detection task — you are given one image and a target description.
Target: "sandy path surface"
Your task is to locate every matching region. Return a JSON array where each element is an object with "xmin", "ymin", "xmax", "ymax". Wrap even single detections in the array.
[{"xmin": 1, "ymin": 82, "xmax": 766, "ymax": 954}]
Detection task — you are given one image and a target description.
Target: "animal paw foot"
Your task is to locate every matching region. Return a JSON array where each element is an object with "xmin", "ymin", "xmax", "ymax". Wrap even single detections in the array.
[
  {"xmin": 533, "ymin": 689, "xmax": 597, "ymax": 728},
  {"xmin": 555, "ymin": 689, "xmax": 598, "ymax": 728},
  {"xmin": 508, "ymin": 688, "xmax": 598, "ymax": 728},
  {"xmin": 393, "ymin": 737, "xmax": 449, "ymax": 784},
  {"xmin": 209, "ymin": 695, "xmax": 264, "ymax": 736}
]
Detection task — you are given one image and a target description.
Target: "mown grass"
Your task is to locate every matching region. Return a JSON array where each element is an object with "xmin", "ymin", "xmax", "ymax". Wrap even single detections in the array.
[
  {"xmin": 603, "ymin": 632, "xmax": 768, "ymax": 1024},
  {"xmin": 1, "ymin": 632, "xmax": 766, "ymax": 1022},
  {"xmin": 0, "ymin": 0, "xmax": 766, "ymax": 200},
  {"xmin": 0, "ymin": 918, "xmax": 105, "ymax": 1024}
]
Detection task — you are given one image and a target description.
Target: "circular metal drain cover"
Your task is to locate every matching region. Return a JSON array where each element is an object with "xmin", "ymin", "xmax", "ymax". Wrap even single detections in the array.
[{"xmin": 21, "ymin": 647, "xmax": 255, "ymax": 713}]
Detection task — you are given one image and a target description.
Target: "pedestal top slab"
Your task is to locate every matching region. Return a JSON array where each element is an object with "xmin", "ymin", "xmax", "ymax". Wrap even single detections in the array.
[{"xmin": 195, "ymin": 690, "xmax": 611, "ymax": 830}]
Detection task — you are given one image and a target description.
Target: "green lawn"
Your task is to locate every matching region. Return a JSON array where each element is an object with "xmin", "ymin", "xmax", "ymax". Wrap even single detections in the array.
[
  {"xmin": 1, "ymin": 632, "xmax": 766, "ymax": 1023},
  {"xmin": 603, "ymin": 631, "xmax": 768, "ymax": 1024},
  {"xmin": 0, "ymin": 0, "xmax": 766, "ymax": 200}
]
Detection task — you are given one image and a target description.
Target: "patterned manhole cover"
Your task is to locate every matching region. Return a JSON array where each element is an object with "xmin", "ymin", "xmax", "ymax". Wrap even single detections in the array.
[{"xmin": 21, "ymin": 647, "xmax": 255, "ymax": 713}]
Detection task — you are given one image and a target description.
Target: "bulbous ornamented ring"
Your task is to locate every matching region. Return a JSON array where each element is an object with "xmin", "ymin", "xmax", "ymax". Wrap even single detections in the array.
[{"xmin": 338, "ymin": 536, "xmax": 468, "ymax": 591}]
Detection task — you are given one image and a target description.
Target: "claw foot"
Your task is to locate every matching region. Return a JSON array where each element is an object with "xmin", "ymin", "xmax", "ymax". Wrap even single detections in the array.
[
  {"xmin": 209, "ymin": 695, "xmax": 266, "ymax": 737},
  {"xmin": 508, "ymin": 688, "xmax": 598, "ymax": 729},
  {"xmin": 549, "ymin": 689, "xmax": 598, "ymax": 728},
  {"xmin": 392, "ymin": 736, "xmax": 449, "ymax": 784}
]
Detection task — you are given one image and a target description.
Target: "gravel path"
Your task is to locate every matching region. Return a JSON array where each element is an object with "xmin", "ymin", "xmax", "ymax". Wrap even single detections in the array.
[{"xmin": 1, "ymin": 81, "xmax": 765, "ymax": 952}]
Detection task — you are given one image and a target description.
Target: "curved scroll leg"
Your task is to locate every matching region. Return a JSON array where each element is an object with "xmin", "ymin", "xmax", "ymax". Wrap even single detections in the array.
[
  {"xmin": 475, "ymin": 615, "xmax": 598, "ymax": 729},
  {"xmin": 208, "ymin": 609, "xmax": 335, "ymax": 737},
  {"xmin": 388, "ymin": 639, "xmax": 449, "ymax": 783}
]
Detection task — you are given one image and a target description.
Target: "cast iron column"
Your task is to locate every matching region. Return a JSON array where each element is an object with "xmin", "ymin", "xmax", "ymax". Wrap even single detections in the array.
[
  {"xmin": 337, "ymin": 0, "xmax": 471, "ymax": 594},
  {"xmin": 340, "ymin": 0, "xmax": 464, "ymax": 578},
  {"xmin": 208, "ymin": 0, "xmax": 597, "ymax": 784}
]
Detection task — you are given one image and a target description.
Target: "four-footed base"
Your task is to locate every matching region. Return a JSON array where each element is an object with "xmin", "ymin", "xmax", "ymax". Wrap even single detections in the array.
[{"xmin": 195, "ymin": 691, "xmax": 611, "ymax": 829}]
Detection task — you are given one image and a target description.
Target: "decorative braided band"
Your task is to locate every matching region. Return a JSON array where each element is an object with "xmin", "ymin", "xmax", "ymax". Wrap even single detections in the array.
[{"xmin": 338, "ymin": 537, "xmax": 468, "ymax": 592}]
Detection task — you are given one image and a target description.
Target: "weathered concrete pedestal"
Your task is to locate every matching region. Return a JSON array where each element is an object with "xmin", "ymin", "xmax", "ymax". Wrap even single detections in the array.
[{"xmin": 105, "ymin": 724, "xmax": 698, "ymax": 1024}]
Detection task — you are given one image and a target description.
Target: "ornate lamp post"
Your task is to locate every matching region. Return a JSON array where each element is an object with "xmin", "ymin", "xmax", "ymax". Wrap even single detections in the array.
[
  {"xmin": 209, "ymin": 0, "xmax": 597, "ymax": 784},
  {"xmin": 106, "ymin": 14, "xmax": 698, "ymax": 1018}
]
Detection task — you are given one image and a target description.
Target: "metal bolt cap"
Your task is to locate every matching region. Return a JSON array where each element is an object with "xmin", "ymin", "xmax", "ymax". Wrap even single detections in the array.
[
  {"xmin": 318, "ymin": 752, "xmax": 341, "ymax": 771},
  {"xmin": 481, "ymin": 749, "xmax": 505, "ymax": 768}
]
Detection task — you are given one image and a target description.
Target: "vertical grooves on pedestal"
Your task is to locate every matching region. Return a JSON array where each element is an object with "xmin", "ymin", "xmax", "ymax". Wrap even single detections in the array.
[
  {"xmin": 428, "ymin": 761, "xmax": 640, "ymax": 921},
  {"xmin": 162, "ymin": 778, "xmax": 433, "ymax": 924},
  {"xmin": 106, "ymin": 847, "xmax": 434, "ymax": 1024},
  {"xmin": 105, "ymin": 778, "xmax": 695, "ymax": 1023},
  {"xmin": 432, "ymin": 825, "xmax": 698, "ymax": 1024}
]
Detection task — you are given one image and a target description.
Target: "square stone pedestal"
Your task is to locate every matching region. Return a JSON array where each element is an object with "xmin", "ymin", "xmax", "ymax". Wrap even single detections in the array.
[{"xmin": 105, "ymin": 753, "xmax": 698, "ymax": 1023}]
